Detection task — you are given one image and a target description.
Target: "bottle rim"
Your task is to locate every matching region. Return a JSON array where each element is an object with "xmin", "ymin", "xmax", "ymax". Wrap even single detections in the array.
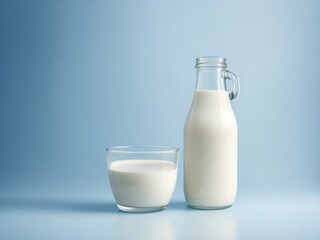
[{"xmin": 195, "ymin": 56, "xmax": 227, "ymax": 68}]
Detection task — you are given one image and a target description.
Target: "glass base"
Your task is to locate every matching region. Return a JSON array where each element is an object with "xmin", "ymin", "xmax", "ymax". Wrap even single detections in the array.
[
  {"xmin": 117, "ymin": 204, "xmax": 167, "ymax": 213},
  {"xmin": 187, "ymin": 204, "xmax": 233, "ymax": 210}
]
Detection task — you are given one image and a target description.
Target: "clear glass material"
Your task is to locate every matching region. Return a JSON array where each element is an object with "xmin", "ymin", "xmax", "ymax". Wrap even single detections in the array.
[
  {"xmin": 195, "ymin": 56, "xmax": 240, "ymax": 100},
  {"xmin": 106, "ymin": 146, "xmax": 179, "ymax": 213}
]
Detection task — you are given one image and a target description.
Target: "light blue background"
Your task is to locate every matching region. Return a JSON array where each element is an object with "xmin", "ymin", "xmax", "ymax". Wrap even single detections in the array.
[{"xmin": 1, "ymin": 0, "xmax": 319, "ymax": 239}]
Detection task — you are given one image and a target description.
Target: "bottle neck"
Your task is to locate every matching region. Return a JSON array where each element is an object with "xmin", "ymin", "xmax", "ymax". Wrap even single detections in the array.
[{"xmin": 195, "ymin": 67, "xmax": 226, "ymax": 91}]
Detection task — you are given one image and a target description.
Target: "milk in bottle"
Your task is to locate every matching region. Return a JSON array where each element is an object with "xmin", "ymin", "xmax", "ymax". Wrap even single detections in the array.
[{"xmin": 184, "ymin": 56, "xmax": 240, "ymax": 209}]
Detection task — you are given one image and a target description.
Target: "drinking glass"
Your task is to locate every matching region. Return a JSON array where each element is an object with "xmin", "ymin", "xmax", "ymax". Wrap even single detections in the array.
[{"xmin": 106, "ymin": 146, "xmax": 179, "ymax": 213}]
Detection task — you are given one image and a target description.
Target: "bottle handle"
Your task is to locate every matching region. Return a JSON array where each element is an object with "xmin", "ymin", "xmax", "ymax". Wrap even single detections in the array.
[{"xmin": 225, "ymin": 70, "xmax": 240, "ymax": 100}]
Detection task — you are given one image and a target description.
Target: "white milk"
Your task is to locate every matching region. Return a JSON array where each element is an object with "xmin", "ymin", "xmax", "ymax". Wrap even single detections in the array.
[
  {"xmin": 108, "ymin": 160, "xmax": 177, "ymax": 208},
  {"xmin": 184, "ymin": 90, "xmax": 237, "ymax": 208}
]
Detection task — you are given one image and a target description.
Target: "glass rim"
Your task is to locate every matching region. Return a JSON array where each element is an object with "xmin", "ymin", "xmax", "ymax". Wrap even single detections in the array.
[{"xmin": 105, "ymin": 145, "xmax": 179, "ymax": 154}]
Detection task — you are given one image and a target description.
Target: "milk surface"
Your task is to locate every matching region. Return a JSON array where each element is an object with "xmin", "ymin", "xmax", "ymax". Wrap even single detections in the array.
[
  {"xmin": 108, "ymin": 160, "xmax": 177, "ymax": 207},
  {"xmin": 184, "ymin": 90, "xmax": 237, "ymax": 208}
]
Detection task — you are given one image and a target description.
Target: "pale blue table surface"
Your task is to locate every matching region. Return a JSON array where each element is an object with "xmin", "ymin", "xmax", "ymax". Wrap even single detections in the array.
[{"xmin": 1, "ymin": 190, "xmax": 319, "ymax": 240}]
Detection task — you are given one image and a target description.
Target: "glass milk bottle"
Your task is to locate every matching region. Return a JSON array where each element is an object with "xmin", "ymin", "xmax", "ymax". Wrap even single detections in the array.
[{"xmin": 184, "ymin": 56, "xmax": 240, "ymax": 209}]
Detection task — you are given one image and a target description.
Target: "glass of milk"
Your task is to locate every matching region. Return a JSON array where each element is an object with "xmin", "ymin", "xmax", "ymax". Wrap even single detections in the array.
[{"xmin": 106, "ymin": 146, "xmax": 179, "ymax": 213}]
